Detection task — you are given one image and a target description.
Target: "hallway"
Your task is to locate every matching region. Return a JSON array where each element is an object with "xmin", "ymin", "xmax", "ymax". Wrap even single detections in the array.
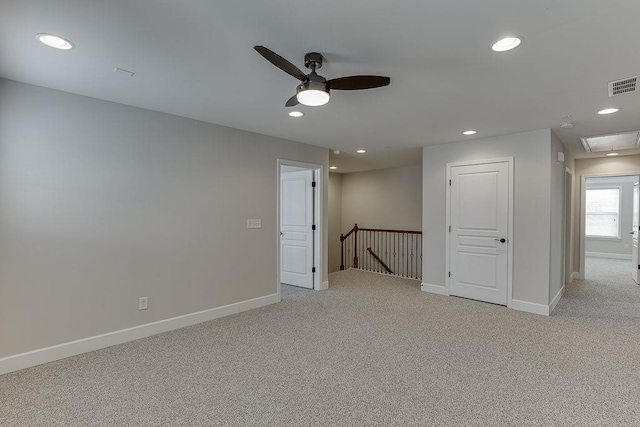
[{"xmin": 553, "ymin": 257, "xmax": 640, "ymax": 319}]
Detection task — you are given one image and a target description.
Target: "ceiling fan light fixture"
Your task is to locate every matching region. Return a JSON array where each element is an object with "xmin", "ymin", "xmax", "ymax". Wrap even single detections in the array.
[
  {"xmin": 297, "ymin": 89, "xmax": 330, "ymax": 106},
  {"xmin": 296, "ymin": 81, "xmax": 330, "ymax": 107}
]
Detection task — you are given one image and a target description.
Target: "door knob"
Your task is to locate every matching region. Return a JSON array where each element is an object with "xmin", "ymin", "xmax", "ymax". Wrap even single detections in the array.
[{"xmin": 495, "ymin": 238, "xmax": 506, "ymax": 243}]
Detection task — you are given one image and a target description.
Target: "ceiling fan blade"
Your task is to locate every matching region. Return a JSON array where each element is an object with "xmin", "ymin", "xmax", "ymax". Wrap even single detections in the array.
[
  {"xmin": 327, "ymin": 75, "xmax": 391, "ymax": 91},
  {"xmin": 254, "ymin": 46, "xmax": 306, "ymax": 81},
  {"xmin": 285, "ymin": 94, "xmax": 299, "ymax": 107}
]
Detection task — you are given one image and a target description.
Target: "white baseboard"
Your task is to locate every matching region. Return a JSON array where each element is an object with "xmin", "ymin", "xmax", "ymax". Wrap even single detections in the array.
[
  {"xmin": 586, "ymin": 251, "xmax": 632, "ymax": 260},
  {"xmin": 549, "ymin": 286, "xmax": 565, "ymax": 315},
  {"xmin": 421, "ymin": 282, "xmax": 447, "ymax": 295},
  {"xmin": 318, "ymin": 280, "xmax": 329, "ymax": 291},
  {"xmin": 0, "ymin": 293, "xmax": 279, "ymax": 376},
  {"xmin": 571, "ymin": 272, "xmax": 580, "ymax": 281},
  {"xmin": 511, "ymin": 299, "xmax": 550, "ymax": 316}
]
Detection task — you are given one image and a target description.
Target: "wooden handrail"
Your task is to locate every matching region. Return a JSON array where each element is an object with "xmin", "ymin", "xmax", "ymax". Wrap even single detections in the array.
[
  {"xmin": 358, "ymin": 227, "xmax": 421, "ymax": 235},
  {"xmin": 367, "ymin": 248, "xmax": 393, "ymax": 274},
  {"xmin": 340, "ymin": 224, "xmax": 359, "ymax": 241},
  {"xmin": 339, "ymin": 223, "xmax": 423, "ymax": 279}
]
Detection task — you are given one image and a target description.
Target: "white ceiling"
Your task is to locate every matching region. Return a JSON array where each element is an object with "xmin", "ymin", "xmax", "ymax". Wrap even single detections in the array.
[{"xmin": 2, "ymin": 0, "xmax": 640, "ymax": 173}]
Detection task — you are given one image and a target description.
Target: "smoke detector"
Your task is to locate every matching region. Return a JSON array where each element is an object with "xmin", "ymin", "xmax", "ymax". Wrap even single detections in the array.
[
  {"xmin": 559, "ymin": 115, "xmax": 574, "ymax": 129},
  {"xmin": 608, "ymin": 75, "xmax": 638, "ymax": 97}
]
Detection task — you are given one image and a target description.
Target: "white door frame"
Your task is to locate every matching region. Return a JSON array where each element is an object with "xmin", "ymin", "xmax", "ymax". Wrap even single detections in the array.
[
  {"xmin": 579, "ymin": 171, "xmax": 640, "ymax": 280},
  {"xmin": 445, "ymin": 157, "xmax": 514, "ymax": 308},
  {"xmin": 563, "ymin": 167, "xmax": 574, "ymax": 285},
  {"xmin": 277, "ymin": 159, "xmax": 325, "ymax": 301}
]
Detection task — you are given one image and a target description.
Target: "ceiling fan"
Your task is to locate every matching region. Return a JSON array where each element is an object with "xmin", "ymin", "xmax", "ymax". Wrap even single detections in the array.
[{"xmin": 254, "ymin": 46, "xmax": 391, "ymax": 107}]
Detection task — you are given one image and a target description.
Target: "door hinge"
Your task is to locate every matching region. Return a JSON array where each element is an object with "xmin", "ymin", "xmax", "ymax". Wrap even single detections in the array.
[
  {"xmin": 312, "ymin": 181, "xmax": 316, "ymax": 188},
  {"xmin": 449, "ymin": 179, "xmax": 451, "ymax": 186},
  {"xmin": 312, "ymin": 267, "xmax": 316, "ymax": 273},
  {"xmin": 448, "ymin": 272, "xmax": 451, "ymax": 278},
  {"xmin": 449, "ymin": 225, "xmax": 451, "ymax": 232},
  {"xmin": 312, "ymin": 224, "xmax": 316, "ymax": 231}
]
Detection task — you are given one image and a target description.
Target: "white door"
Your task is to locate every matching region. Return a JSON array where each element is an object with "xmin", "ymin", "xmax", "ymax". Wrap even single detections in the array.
[
  {"xmin": 632, "ymin": 182, "xmax": 639, "ymax": 284},
  {"xmin": 280, "ymin": 169, "xmax": 314, "ymax": 289},
  {"xmin": 449, "ymin": 161, "xmax": 510, "ymax": 305}
]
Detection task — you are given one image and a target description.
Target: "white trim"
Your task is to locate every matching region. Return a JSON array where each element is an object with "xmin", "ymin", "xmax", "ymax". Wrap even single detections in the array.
[
  {"xmin": 276, "ymin": 159, "xmax": 325, "ymax": 297},
  {"xmin": 571, "ymin": 272, "xmax": 580, "ymax": 281},
  {"xmin": 445, "ymin": 157, "xmax": 514, "ymax": 308},
  {"xmin": 549, "ymin": 285, "xmax": 565, "ymax": 314},
  {"xmin": 563, "ymin": 167, "xmax": 574, "ymax": 287},
  {"xmin": 421, "ymin": 282, "xmax": 448, "ymax": 295},
  {"xmin": 586, "ymin": 251, "xmax": 632, "ymax": 260},
  {"xmin": 319, "ymin": 280, "xmax": 329, "ymax": 291},
  {"xmin": 511, "ymin": 299, "xmax": 550, "ymax": 316},
  {"xmin": 579, "ymin": 171, "xmax": 640, "ymax": 280},
  {"xmin": 0, "ymin": 293, "xmax": 278, "ymax": 376}
]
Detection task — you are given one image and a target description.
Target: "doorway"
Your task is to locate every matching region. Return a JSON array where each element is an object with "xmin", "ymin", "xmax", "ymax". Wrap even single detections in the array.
[
  {"xmin": 580, "ymin": 174, "xmax": 640, "ymax": 282},
  {"xmin": 563, "ymin": 168, "xmax": 574, "ymax": 285},
  {"xmin": 445, "ymin": 158, "xmax": 514, "ymax": 306},
  {"xmin": 277, "ymin": 160, "xmax": 324, "ymax": 301}
]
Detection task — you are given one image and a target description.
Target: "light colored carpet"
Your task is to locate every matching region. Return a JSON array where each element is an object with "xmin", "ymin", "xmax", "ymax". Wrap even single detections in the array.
[
  {"xmin": 553, "ymin": 257, "xmax": 640, "ymax": 319},
  {"xmin": 1, "ymin": 269, "xmax": 640, "ymax": 426},
  {"xmin": 280, "ymin": 283, "xmax": 313, "ymax": 299}
]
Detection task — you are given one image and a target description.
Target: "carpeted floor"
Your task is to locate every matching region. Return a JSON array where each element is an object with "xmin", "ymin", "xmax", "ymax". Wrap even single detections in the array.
[
  {"xmin": 280, "ymin": 283, "xmax": 313, "ymax": 299},
  {"xmin": 553, "ymin": 257, "xmax": 640, "ymax": 319},
  {"xmin": 1, "ymin": 269, "xmax": 640, "ymax": 426}
]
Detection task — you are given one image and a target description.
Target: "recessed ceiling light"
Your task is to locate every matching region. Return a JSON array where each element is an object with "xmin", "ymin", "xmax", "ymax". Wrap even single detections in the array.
[
  {"xmin": 356, "ymin": 149, "xmax": 366, "ymax": 154},
  {"xmin": 330, "ymin": 166, "xmax": 337, "ymax": 170},
  {"xmin": 288, "ymin": 111, "xmax": 304, "ymax": 118},
  {"xmin": 491, "ymin": 37, "xmax": 522, "ymax": 52},
  {"xmin": 463, "ymin": 130, "xmax": 477, "ymax": 136},
  {"xmin": 598, "ymin": 108, "xmax": 620, "ymax": 115},
  {"xmin": 606, "ymin": 152, "xmax": 619, "ymax": 157},
  {"xmin": 36, "ymin": 33, "xmax": 74, "ymax": 50}
]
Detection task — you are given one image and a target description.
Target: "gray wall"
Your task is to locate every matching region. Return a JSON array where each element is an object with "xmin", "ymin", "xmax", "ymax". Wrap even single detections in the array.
[
  {"xmin": 341, "ymin": 165, "xmax": 422, "ymax": 232},
  {"xmin": 0, "ymin": 79, "xmax": 329, "ymax": 358},
  {"xmin": 585, "ymin": 176, "xmax": 638, "ymax": 256},
  {"xmin": 422, "ymin": 129, "xmax": 552, "ymax": 305},
  {"xmin": 328, "ymin": 173, "xmax": 342, "ymax": 273},
  {"xmin": 572, "ymin": 155, "xmax": 640, "ymax": 274}
]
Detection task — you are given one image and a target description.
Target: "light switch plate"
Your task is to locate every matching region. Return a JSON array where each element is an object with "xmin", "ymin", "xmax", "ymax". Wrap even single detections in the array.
[{"xmin": 247, "ymin": 219, "xmax": 262, "ymax": 229}]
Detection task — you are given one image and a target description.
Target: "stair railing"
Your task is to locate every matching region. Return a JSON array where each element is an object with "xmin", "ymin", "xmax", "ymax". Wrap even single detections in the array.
[{"xmin": 340, "ymin": 224, "xmax": 423, "ymax": 280}]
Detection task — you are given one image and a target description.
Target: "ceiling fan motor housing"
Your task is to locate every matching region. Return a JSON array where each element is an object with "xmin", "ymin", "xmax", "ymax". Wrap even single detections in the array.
[{"xmin": 304, "ymin": 52, "xmax": 323, "ymax": 70}]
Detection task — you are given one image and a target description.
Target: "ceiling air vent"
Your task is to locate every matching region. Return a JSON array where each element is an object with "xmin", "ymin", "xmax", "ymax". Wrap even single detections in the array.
[{"xmin": 608, "ymin": 75, "xmax": 638, "ymax": 97}]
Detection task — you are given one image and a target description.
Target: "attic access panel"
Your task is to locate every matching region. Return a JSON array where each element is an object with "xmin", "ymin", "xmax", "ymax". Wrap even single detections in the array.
[{"xmin": 581, "ymin": 131, "xmax": 640, "ymax": 153}]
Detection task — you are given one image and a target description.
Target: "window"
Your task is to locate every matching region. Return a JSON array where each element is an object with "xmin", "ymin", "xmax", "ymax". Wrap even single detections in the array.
[{"xmin": 585, "ymin": 187, "xmax": 621, "ymax": 238}]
